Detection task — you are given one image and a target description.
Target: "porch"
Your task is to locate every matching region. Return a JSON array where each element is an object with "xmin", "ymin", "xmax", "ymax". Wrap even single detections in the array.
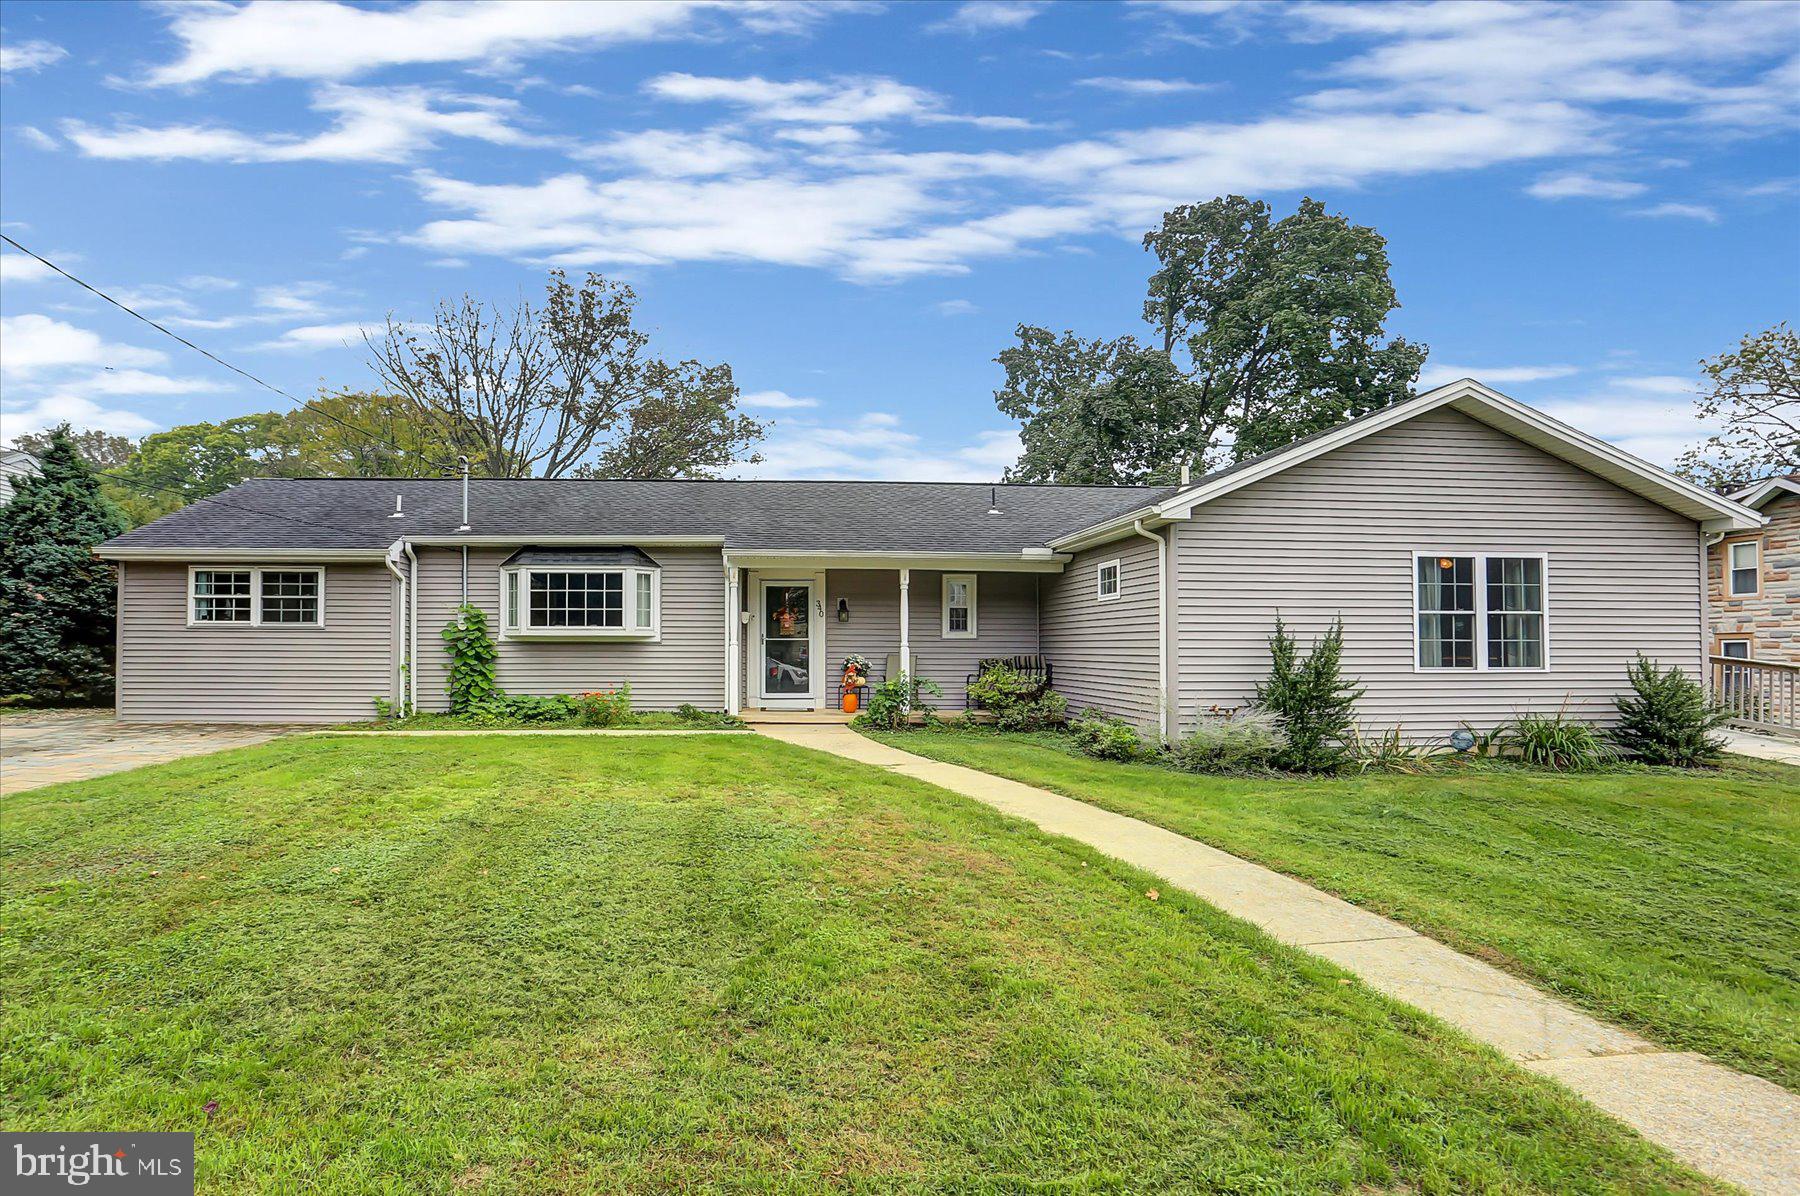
[{"xmin": 725, "ymin": 557, "xmax": 1063, "ymax": 716}]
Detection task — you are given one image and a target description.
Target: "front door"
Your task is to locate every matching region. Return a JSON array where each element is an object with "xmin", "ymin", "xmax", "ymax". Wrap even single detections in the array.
[{"xmin": 758, "ymin": 580, "xmax": 818, "ymax": 708}]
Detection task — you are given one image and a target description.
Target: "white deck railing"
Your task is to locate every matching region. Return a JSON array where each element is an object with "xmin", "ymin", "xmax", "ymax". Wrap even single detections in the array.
[{"xmin": 1709, "ymin": 655, "xmax": 1800, "ymax": 734}]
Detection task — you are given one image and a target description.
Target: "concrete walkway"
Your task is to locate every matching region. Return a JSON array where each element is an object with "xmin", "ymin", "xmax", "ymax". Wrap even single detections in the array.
[
  {"xmin": 1724, "ymin": 730, "xmax": 1800, "ymax": 765},
  {"xmin": 0, "ymin": 710, "xmax": 299, "ymax": 795},
  {"xmin": 758, "ymin": 724, "xmax": 1800, "ymax": 1196}
]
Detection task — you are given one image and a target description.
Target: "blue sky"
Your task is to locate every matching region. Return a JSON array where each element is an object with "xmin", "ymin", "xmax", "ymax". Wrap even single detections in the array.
[{"xmin": 1, "ymin": 0, "xmax": 1796, "ymax": 479}]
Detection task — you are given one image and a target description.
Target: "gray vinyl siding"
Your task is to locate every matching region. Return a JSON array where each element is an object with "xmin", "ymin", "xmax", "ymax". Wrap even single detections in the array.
[
  {"xmin": 413, "ymin": 546, "xmax": 727, "ymax": 711},
  {"xmin": 1170, "ymin": 407, "xmax": 1704, "ymax": 739},
  {"xmin": 1040, "ymin": 537, "xmax": 1163, "ymax": 732},
  {"xmin": 739, "ymin": 569, "xmax": 1039, "ymax": 709},
  {"xmin": 116, "ymin": 561, "xmax": 397, "ymax": 723}
]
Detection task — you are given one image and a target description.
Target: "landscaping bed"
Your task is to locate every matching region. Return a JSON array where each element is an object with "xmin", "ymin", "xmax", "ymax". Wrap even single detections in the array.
[
  {"xmin": 864, "ymin": 724, "xmax": 1800, "ymax": 1092},
  {"xmin": 2, "ymin": 736, "xmax": 1716, "ymax": 1192}
]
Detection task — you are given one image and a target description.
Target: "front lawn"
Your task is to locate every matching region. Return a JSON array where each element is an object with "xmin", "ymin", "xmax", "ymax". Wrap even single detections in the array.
[
  {"xmin": 867, "ymin": 728, "xmax": 1800, "ymax": 1092},
  {"xmin": 2, "ymin": 736, "xmax": 1713, "ymax": 1193}
]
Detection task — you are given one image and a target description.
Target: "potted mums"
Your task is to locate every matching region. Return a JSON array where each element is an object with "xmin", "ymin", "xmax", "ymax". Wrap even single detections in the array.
[{"xmin": 841, "ymin": 654, "xmax": 871, "ymax": 713}]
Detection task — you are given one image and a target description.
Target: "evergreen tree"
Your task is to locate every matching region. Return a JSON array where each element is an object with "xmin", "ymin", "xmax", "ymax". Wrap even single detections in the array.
[
  {"xmin": 0, "ymin": 426, "xmax": 129, "ymax": 703},
  {"xmin": 1610, "ymin": 654, "xmax": 1730, "ymax": 767},
  {"xmin": 1255, "ymin": 615, "xmax": 1363, "ymax": 772}
]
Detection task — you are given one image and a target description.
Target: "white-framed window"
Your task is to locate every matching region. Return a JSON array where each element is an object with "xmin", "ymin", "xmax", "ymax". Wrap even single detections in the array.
[
  {"xmin": 942, "ymin": 573, "xmax": 977, "ymax": 638},
  {"xmin": 501, "ymin": 564, "xmax": 660, "ymax": 639},
  {"xmin": 188, "ymin": 566, "xmax": 323, "ymax": 627},
  {"xmin": 1096, "ymin": 559, "xmax": 1121, "ymax": 602},
  {"xmin": 1413, "ymin": 552, "xmax": 1548, "ymax": 671},
  {"xmin": 1727, "ymin": 539, "xmax": 1761, "ymax": 597},
  {"xmin": 1718, "ymin": 638, "xmax": 1752, "ymax": 660}
]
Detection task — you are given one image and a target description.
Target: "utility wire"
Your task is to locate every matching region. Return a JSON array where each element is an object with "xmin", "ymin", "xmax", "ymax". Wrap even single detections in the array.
[
  {"xmin": 4, "ymin": 441, "xmax": 415, "ymax": 544},
  {"xmin": 0, "ymin": 233, "xmax": 460, "ymax": 475}
]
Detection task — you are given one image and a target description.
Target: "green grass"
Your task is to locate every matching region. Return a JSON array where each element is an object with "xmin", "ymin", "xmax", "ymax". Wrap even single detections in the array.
[
  {"xmin": 0, "ymin": 737, "xmax": 1719, "ymax": 1193},
  {"xmin": 868, "ymin": 727, "xmax": 1800, "ymax": 1092},
  {"xmin": 339, "ymin": 710, "xmax": 745, "ymax": 731}
]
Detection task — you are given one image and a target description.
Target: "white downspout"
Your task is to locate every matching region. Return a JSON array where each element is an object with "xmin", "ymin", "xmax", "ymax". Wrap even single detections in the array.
[
  {"xmin": 1701, "ymin": 529, "xmax": 1723, "ymax": 687},
  {"xmin": 404, "ymin": 542, "xmax": 420, "ymax": 714},
  {"xmin": 898, "ymin": 567, "xmax": 911, "ymax": 707},
  {"xmin": 385, "ymin": 539, "xmax": 409, "ymax": 712},
  {"xmin": 1133, "ymin": 519, "xmax": 1169, "ymax": 745},
  {"xmin": 724, "ymin": 555, "xmax": 740, "ymax": 715}
]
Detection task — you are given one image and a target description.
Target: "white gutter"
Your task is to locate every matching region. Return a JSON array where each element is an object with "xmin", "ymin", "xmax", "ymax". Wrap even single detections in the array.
[
  {"xmin": 385, "ymin": 539, "xmax": 410, "ymax": 714},
  {"xmin": 403, "ymin": 535, "xmax": 727, "ymax": 548},
  {"xmin": 404, "ymin": 542, "xmax": 420, "ymax": 714},
  {"xmin": 1047, "ymin": 507, "xmax": 1164, "ymax": 555},
  {"xmin": 95, "ymin": 547, "xmax": 388, "ymax": 561},
  {"xmin": 1132, "ymin": 519, "xmax": 1170, "ymax": 745}
]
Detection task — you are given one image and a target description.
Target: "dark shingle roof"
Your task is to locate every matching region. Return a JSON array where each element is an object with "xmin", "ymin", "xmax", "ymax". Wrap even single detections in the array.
[{"xmin": 100, "ymin": 477, "xmax": 1177, "ymax": 555}]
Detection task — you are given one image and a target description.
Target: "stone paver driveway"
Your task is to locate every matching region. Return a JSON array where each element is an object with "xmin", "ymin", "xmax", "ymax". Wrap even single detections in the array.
[{"xmin": 0, "ymin": 710, "xmax": 300, "ymax": 794}]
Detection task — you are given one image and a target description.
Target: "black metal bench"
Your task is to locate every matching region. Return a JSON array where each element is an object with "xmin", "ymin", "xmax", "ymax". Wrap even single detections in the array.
[{"xmin": 965, "ymin": 655, "xmax": 1054, "ymax": 705}]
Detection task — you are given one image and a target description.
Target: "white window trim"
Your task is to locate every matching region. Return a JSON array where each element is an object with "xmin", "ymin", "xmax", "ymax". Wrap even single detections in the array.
[
  {"xmin": 1096, "ymin": 558, "xmax": 1122, "ymax": 603},
  {"xmin": 499, "ymin": 564, "xmax": 661, "ymax": 641},
  {"xmin": 1410, "ymin": 551, "xmax": 1551, "ymax": 673},
  {"xmin": 1717, "ymin": 637, "xmax": 1753, "ymax": 660},
  {"xmin": 941, "ymin": 572, "xmax": 978, "ymax": 639},
  {"xmin": 1726, "ymin": 539, "xmax": 1761, "ymax": 597},
  {"xmin": 187, "ymin": 565, "xmax": 326, "ymax": 628}
]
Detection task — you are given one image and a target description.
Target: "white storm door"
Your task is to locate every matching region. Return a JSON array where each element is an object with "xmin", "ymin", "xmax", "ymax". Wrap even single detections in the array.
[{"xmin": 758, "ymin": 580, "xmax": 820, "ymax": 708}]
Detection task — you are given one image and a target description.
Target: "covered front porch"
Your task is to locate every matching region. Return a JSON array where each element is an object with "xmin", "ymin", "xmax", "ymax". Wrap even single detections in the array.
[{"xmin": 724, "ymin": 554, "xmax": 1065, "ymax": 716}]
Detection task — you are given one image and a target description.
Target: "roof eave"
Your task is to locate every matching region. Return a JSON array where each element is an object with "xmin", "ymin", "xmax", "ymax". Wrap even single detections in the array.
[{"xmin": 95, "ymin": 546, "xmax": 391, "ymax": 562}]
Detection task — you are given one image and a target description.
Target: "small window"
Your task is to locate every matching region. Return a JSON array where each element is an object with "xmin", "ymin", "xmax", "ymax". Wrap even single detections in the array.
[
  {"xmin": 191, "ymin": 569, "xmax": 253, "ymax": 623},
  {"xmin": 942, "ymin": 574, "xmax": 977, "ymax": 638},
  {"xmin": 1096, "ymin": 559, "xmax": 1121, "ymax": 602},
  {"xmin": 190, "ymin": 567, "xmax": 322, "ymax": 627},
  {"xmin": 1719, "ymin": 639, "xmax": 1752, "ymax": 660},
  {"xmin": 1727, "ymin": 540, "xmax": 1760, "ymax": 597}
]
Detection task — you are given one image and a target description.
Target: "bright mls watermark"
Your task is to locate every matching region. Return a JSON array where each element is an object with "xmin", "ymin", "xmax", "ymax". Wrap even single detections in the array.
[{"xmin": 5, "ymin": 1134, "xmax": 193, "ymax": 1193}]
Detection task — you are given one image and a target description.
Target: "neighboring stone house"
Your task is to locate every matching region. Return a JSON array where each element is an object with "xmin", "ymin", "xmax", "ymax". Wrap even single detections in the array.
[{"xmin": 1709, "ymin": 475, "xmax": 1799, "ymax": 665}]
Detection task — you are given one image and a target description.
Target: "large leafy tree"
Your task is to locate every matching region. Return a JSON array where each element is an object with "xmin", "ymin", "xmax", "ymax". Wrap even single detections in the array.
[
  {"xmin": 365, "ymin": 270, "xmax": 765, "ymax": 478},
  {"xmin": 13, "ymin": 428, "xmax": 136, "ymax": 472},
  {"xmin": 998, "ymin": 195, "xmax": 1426, "ymax": 484},
  {"xmin": 0, "ymin": 426, "xmax": 129, "ymax": 704},
  {"xmin": 1676, "ymin": 323, "xmax": 1799, "ymax": 491}
]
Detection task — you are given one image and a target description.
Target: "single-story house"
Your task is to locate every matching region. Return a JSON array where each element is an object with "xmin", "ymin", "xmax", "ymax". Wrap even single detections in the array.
[{"xmin": 95, "ymin": 380, "xmax": 1765, "ymax": 737}]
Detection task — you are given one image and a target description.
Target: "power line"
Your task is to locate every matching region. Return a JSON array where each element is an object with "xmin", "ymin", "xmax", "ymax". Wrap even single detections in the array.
[{"xmin": 0, "ymin": 233, "xmax": 460, "ymax": 475}]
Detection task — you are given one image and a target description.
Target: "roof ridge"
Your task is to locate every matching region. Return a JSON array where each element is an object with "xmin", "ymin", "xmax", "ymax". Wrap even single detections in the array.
[{"xmin": 260, "ymin": 476, "xmax": 1170, "ymax": 491}]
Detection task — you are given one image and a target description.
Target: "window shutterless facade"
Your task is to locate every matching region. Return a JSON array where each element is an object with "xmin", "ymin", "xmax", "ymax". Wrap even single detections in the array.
[
  {"xmin": 500, "ymin": 564, "xmax": 660, "ymax": 639},
  {"xmin": 1726, "ymin": 539, "xmax": 1761, "ymax": 597},
  {"xmin": 188, "ymin": 566, "xmax": 323, "ymax": 627},
  {"xmin": 1096, "ymin": 559, "xmax": 1121, "ymax": 602},
  {"xmin": 1412, "ymin": 552, "xmax": 1548, "ymax": 671},
  {"xmin": 941, "ymin": 573, "xmax": 977, "ymax": 638}
]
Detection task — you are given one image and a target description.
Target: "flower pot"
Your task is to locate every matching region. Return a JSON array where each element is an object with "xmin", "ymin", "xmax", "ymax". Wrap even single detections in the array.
[{"xmin": 842, "ymin": 691, "xmax": 859, "ymax": 714}]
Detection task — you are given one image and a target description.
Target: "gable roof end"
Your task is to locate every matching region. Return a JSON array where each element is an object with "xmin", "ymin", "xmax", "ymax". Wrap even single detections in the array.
[
  {"xmin": 1727, "ymin": 475, "xmax": 1800, "ymax": 511},
  {"xmin": 1140, "ymin": 379, "xmax": 1764, "ymax": 533}
]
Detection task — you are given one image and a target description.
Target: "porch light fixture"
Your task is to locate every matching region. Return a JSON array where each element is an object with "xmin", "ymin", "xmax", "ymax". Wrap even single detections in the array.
[{"xmin": 837, "ymin": 598, "xmax": 850, "ymax": 623}]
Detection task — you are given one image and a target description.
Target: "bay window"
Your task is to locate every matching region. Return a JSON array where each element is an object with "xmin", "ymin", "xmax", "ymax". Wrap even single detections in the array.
[
  {"xmin": 189, "ymin": 566, "xmax": 322, "ymax": 627},
  {"xmin": 1414, "ymin": 553, "xmax": 1547, "ymax": 671},
  {"xmin": 499, "ymin": 547, "xmax": 660, "ymax": 639}
]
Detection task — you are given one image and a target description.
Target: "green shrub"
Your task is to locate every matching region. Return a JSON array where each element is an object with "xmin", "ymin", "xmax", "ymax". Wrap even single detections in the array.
[
  {"xmin": 966, "ymin": 664, "xmax": 1068, "ymax": 730},
  {"xmin": 1346, "ymin": 726, "xmax": 1443, "ymax": 774},
  {"xmin": 576, "ymin": 684, "xmax": 632, "ymax": 728},
  {"xmin": 1505, "ymin": 709, "xmax": 1614, "ymax": 771},
  {"xmin": 855, "ymin": 673, "xmax": 942, "ymax": 731},
  {"xmin": 1069, "ymin": 709, "xmax": 1144, "ymax": 761},
  {"xmin": 1609, "ymin": 655, "xmax": 1730, "ymax": 767},
  {"xmin": 676, "ymin": 704, "xmax": 744, "ymax": 728},
  {"xmin": 1255, "ymin": 615, "xmax": 1364, "ymax": 773},
  {"xmin": 1169, "ymin": 710, "xmax": 1286, "ymax": 774},
  {"xmin": 441, "ymin": 604, "xmax": 499, "ymax": 715}
]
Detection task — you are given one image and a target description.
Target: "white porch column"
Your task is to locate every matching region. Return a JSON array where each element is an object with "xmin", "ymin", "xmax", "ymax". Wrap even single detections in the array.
[
  {"xmin": 898, "ymin": 567, "xmax": 911, "ymax": 703},
  {"xmin": 724, "ymin": 557, "xmax": 740, "ymax": 715}
]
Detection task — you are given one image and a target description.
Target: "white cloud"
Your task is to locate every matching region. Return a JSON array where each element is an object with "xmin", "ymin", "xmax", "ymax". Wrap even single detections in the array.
[
  {"xmin": 0, "ymin": 37, "xmax": 65, "ymax": 75},
  {"xmin": 1, "ymin": 394, "xmax": 160, "ymax": 444},
  {"xmin": 1075, "ymin": 76, "xmax": 1214, "ymax": 96},
  {"xmin": 929, "ymin": 2, "xmax": 1046, "ymax": 34},
  {"xmin": 15, "ymin": 125, "xmax": 58, "ymax": 151},
  {"xmin": 1535, "ymin": 374, "xmax": 1704, "ymax": 465},
  {"xmin": 64, "ymin": 84, "xmax": 548, "ymax": 165},
  {"xmin": 574, "ymin": 129, "xmax": 770, "ymax": 177},
  {"xmin": 0, "ymin": 253, "xmax": 56, "ymax": 284},
  {"xmin": 1627, "ymin": 202, "xmax": 1721, "ymax": 223},
  {"xmin": 142, "ymin": 1, "xmax": 845, "ymax": 86},
  {"xmin": 1417, "ymin": 363, "xmax": 1580, "ymax": 390},
  {"xmin": 739, "ymin": 389, "xmax": 819, "ymax": 410},
  {"xmin": 77, "ymin": 369, "xmax": 233, "ymax": 397},
  {"xmin": 254, "ymin": 321, "xmax": 384, "ymax": 352},
  {"xmin": 935, "ymin": 299, "xmax": 979, "ymax": 316},
  {"xmin": 735, "ymin": 411, "xmax": 1022, "ymax": 480},
  {"xmin": 1525, "ymin": 172, "xmax": 1646, "ymax": 200},
  {"xmin": 644, "ymin": 73, "xmax": 1033, "ymax": 130},
  {"xmin": 0, "ymin": 314, "xmax": 166, "ymax": 378}
]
